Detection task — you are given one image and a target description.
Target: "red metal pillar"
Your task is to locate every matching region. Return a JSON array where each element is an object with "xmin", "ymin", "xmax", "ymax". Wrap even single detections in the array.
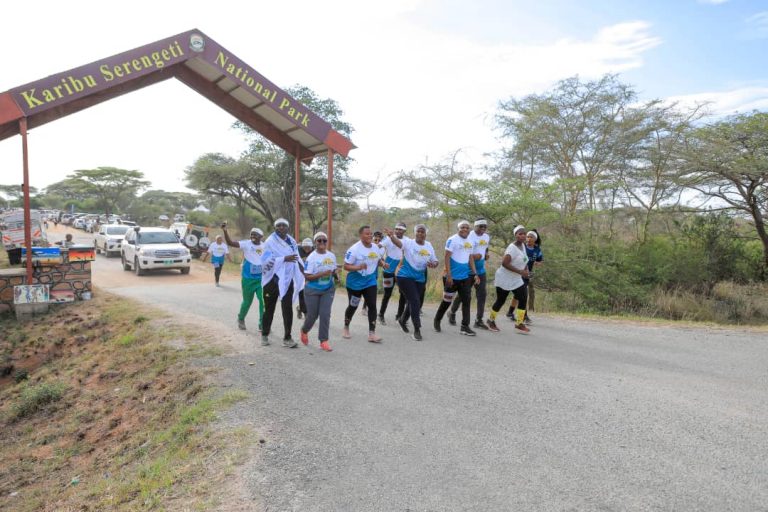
[
  {"xmin": 294, "ymin": 147, "xmax": 301, "ymax": 241},
  {"xmin": 327, "ymin": 149, "xmax": 334, "ymax": 250},
  {"xmin": 20, "ymin": 118, "xmax": 33, "ymax": 283}
]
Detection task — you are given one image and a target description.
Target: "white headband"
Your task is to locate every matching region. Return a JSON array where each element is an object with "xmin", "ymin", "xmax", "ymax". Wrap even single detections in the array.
[
  {"xmin": 414, "ymin": 224, "xmax": 428, "ymax": 234},
  {"xmin": 474, "ymin": 219, "xmax": 487, "ymax": 227},
  {"xmin": 250, "ymin": 228, "xmax": 264, "ymax": 236},
  {"xmin": 313, "ymin": 231, "xmax": 328, "ymax": 241},
  {"xmin": 514, "ymin": 225, "xmax": 526, "ymax": 235},
  {"xmin": 526, "ymin": 231, "xmax": 538, "ymax": 241},
  {"xmin": 274, "ymin": 218, "xmax": 289, "ymax": 227},
  {"xmin": 457, "ymin": 220, "xmax": 470, "ymax": 228}
]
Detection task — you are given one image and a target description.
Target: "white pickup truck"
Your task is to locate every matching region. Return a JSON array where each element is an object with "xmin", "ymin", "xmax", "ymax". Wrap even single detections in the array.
[{"xmin": 0, "ymin": 209, "xmax": 46, "ymax": 249}]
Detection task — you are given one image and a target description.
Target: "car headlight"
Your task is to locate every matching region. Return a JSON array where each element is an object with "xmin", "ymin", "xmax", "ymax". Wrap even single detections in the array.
[{"xmin": 139, "ymin": 248, "xmax": 153, "ymax": 257}]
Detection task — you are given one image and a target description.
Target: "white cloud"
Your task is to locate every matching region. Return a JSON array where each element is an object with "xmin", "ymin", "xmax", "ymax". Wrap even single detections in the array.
[
  {"xmin": 666, "ymin": 86, "xmax": 768, "ymax": 116},
  {"xmin": 744, "ymin": 11, "xmax": 768, "ymax": 39},
  {"xmin": 698, "ymin": 0, "xmax": 730, "ymax": 5}
]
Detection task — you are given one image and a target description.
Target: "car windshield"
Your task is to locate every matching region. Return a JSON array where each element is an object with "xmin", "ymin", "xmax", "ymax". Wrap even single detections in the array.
[
  {"xmin": 106, "ymin": 226, "xmax": 129, "ymax": 236},
  {"xmin": 137, "ymin": 232, "xmax": 180, "ymax": 244}
]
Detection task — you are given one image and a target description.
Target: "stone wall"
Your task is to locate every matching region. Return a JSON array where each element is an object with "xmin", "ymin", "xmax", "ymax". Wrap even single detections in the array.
[{"xmin": 0, "ymin": 259, "xmax": 92, "ymax": 306}]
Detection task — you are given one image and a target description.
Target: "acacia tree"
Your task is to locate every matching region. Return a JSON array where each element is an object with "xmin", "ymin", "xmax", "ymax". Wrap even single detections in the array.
[
  {"xmin": 64, "ymin": 167, "xmax": 150, "ymax": 216},
  {"xmin": 679, "ymin": 112, "xmax": 768, "ymax": 276},
  {"xmin": 495, "ymin": 75, "xmax": 656, "ymax": 237}
]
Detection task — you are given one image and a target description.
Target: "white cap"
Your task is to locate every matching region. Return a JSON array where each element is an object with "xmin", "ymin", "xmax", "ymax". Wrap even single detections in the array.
[
  {"xmin": 313, "ymin": 231, "xmax": 328, "ymax": 241},
  {"xmin": 274, "ymin": 218, "xmax": 289, "ymax": 227}
]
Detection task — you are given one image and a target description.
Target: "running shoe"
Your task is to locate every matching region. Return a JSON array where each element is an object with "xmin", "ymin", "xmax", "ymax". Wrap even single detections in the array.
[
  {"xmin": 524, "ymin": 316, "xmax": 532, "ymax": 325},
  {"xmin": 514, "ymin": 323, "xmax": 530, "ymax": 334},
  {"xmin": 378, "ymin": 314, "xmax": 386, "ymax": 325},
  {"xmin": 474, "ymin": 319, "xmax": 489, "ymax": 330},
  {"xmin": 506, "ymin": 309, "xmax": 515, "ymax": 319},
  {"xmin": 261, "ymin": 335, "xmax": 270, "ymax": 346},
  {"xmin": 448, "ymin": 313, "xmax": 457, "ymax": 326},
  {"xmin": 433, "ymin": 319, "xmax": 441, "ymax": 333},
  {"xmin": 342, "ymin": 327, "xmax": 351, "ymax": 339},
  {"xmin": 412, "ymin": 329, "xmax": 423, "ymax": 341},
  {"xmin": 238, "ymin": 319, "xmax": 246, "ymax": 330},
  {"xmin": 459, "ymin": 326, "xmax": 477, "ymax": 336},
  {"xmin": 320, "ymin": 340, "xmax": 332, "ymax": 352},
  {"xmin": 486, "ymin": 320, "xmax": 500, "ymax": 332},
  {"xmin": 283, "ymin": 336, "xmax": 298, "ymax": 348},
  {"xmin": 300, "ymin": 331, "xmax": 309, "ymax": 346},
  {"xmin": 398, "ymin": 317, "xmax": 410, "ymax": 333},
  {"xmin": 368, "ymin": 332, "xmax": 383, "ymax": 343}
]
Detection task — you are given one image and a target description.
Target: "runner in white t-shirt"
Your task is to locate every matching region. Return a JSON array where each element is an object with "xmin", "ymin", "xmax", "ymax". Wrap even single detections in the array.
[
  {"xmin": 486, "ymin": 225, "xmax": 530, "ymax": 334},
  {"xmin": 378, "ymin": 222, "xmax": 408, "ymax": 325},
  {"xmin": 201, "ymin": 234, "xmax": 232, "ymax": 286},
  {"xmin": 343, "ymin": 225, "xmax": 387, "ymax": 343},
  {"xmin": 223, "ymin": 224, "xmax": 267, "ymax": 339},
  {"xmin": 449, "ymin": 218, "xmax": 491, "ymax": 330}
]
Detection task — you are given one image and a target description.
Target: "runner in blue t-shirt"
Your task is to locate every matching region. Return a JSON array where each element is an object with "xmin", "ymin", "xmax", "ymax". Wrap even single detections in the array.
[
  {"xmin": 201, "ymin": 234, "xmax": 233, "ymax": 287},
  {"xmin": 433, "ymin": 220, "xmax": 480, "ymax": 336},
  {"xmin": 343, "ymin": 225, "xmax": 388, "ymax": 343}
]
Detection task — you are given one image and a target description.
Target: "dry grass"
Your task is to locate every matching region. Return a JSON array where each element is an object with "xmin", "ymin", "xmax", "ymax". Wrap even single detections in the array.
[{"xmin": 0, "ymin": 292, "xmax": 252, "ymax": 511}]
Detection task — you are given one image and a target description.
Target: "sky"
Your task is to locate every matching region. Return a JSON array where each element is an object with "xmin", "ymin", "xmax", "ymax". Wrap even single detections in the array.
[{"xmin": 1, "ymin": 0, "xmax": 767, "ymax": 206}]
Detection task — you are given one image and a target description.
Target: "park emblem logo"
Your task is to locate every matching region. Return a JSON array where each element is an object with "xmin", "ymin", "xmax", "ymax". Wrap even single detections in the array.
[
  {"xmin": 190, "ymin": 34, "xmax": 205, "ymax": 52},
  {"xmin": 478, "ymin": 239, "xmax": 488, "ymax": 246},
  {"xmin": 418, "ymin": 249, "xmax": 430, "ymax": 257},
  {"xmin": 322, "ymin": 257, "xmax": 334, "ymax": 266},
  {"xmin": 367, "ymin": 252, "xmax": 379, "ymax": 260},
  {"xmin": 463, "ymin": 242, "xmax": 472, "ymax": 249}
]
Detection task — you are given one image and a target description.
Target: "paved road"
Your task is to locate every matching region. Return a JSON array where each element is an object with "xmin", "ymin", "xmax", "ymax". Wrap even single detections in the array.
[{"xmin": 60, "ymin": 227, "xmax": 768, "ymax": 511}]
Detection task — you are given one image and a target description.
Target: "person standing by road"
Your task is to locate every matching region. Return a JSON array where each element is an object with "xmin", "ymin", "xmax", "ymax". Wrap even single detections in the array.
[
  {"xmin": 378, "ymin": 222, "xmax": 408, "ymax": 326},
  {"xmin": 200, "ymin": 234, "xmax": 233, "ymax": 287},
  {"xmin": 222, "ymin": 225, "xmax": 265, "ymax": 336},
  {"xmin": 386, "ymin": 224, "xmax": 439, "ymax": 341},
  {"xmin": 487, "ymin": 225, "xmax": 530, "ymax": 334},
  {"xmin": 299, "ymin": 232, "xmax": 337, "ymax": 352},
  {"xmin": 260, "ymin": 218, "xmax": 305, "ymax": 348},
  {"xmin": 343, "ymin": 225, "xmax": 387, "ymax": 343},
  {"xmin": 449, "ymin": 218, "xmax": 490, "ymax": 331},
  {"xmin": 433, "ymin": 220, "xmax": 480, "ymax": 336}
]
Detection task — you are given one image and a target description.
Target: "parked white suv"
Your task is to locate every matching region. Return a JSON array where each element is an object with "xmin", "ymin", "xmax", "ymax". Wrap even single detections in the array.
[
  {"xmin": 95, "ymin": 224, "xmax": 130, "ymax": 257},
  {"xmin": 121, "ymin": 227, "xmax": 191, "ymax": 275}
]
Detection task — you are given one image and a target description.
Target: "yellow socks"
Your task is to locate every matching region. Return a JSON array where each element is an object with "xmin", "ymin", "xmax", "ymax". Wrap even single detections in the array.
[
  {"xmin": 489, "ymin": 310, "xmax": 498, "ymax": 321},
  {"xmin": 515, "ymin": 309, "xmax": 526, "ymax": 325}
]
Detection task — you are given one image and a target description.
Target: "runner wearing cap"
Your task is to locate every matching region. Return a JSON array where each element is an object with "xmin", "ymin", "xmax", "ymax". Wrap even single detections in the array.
[
  {"xmin": 433, "ymin": 220, "xmax": 480, "ymax": 336},
  {"xmin": 343, "ymin": 225, "xmax": 387, "ymax": 343},
  {"xmin": 299, "ymin": 232, "xmax": 337, "ymax": 352},
  {"xmin": 222, "ymin": 224, "xmax": 266, "ymax": 337},
  {"xmin": 449, "ymin": 218, "xmax": 490, "ymax": 330},
  {"xmin": 260, "ymin": 218, "xmax": 305, "ymax": 348},
  {"xmin": 487, "ymin": 225, "xmax": 530, "ymax": 334},
  {"xmin": 378, "ymin": 222, "xmax": 408, "ymax": 325}
]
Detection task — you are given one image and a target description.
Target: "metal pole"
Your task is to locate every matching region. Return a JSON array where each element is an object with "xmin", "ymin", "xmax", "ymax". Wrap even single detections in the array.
[
  {"xmin": 295, "ymin": 147, "xmax": 300, "ymax": 241},
  {"xmin": 327, "ymin": 149, "xmax": 334, "ymax": 250},
  {"xmin": 20, "ymin": 118, "xmax": 33, "ymax": 284}
]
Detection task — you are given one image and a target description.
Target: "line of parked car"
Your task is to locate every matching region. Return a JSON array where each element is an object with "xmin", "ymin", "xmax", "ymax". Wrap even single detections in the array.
[{"xmin": 93, "ymin": 220, "xmax": 210, "ymax": 276}]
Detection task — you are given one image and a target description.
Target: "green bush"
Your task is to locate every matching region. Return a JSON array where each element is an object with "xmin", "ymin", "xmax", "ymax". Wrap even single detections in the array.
[{"xmin": 12, "ymin": 381, "xmax": 67, "ymax": 419}]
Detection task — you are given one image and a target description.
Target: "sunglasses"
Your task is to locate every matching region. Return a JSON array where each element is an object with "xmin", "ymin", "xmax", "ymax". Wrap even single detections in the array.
[{"xmin": 315, "ymin": 239, "xmax": 328, "ymax": 243}]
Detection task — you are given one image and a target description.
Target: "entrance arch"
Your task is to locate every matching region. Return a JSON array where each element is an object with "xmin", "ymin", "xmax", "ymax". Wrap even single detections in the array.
[{"xmin": 0, "ymin": 29, "xmax": 355, "ymax": 280}]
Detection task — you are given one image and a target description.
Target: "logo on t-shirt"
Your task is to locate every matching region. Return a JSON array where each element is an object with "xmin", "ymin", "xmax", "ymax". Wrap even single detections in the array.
[
  {"xmin": 463, "ymin": 242, "xmax": 472, "ymax": 249},
  {"xmin": 367, "ymin": 252, "xmax": 379, "ymax": 259},
  {"xmin": 418, "ymin": 249, "xmax": 430, "ymax": 257},
  {"xmin": 478, "ymin": 240, "xmax": 488, "ymax": 246}
]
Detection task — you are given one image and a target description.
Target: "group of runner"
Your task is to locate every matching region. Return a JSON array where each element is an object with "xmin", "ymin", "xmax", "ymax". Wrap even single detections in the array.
[{"xmin": 202, "ymin": 217, "xmax": 542, "ymax": 352}]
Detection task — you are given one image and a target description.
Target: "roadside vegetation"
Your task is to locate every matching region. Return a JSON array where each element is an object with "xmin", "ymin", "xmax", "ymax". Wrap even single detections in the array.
[{"xmin": 0, "ymin": 293, "xmax": 252, "ymax": 511}]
